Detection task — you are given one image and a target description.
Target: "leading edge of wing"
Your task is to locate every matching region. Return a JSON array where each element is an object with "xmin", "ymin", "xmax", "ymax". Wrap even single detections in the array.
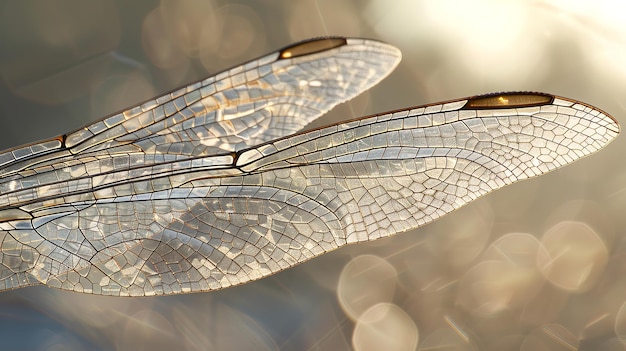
[
  {"xmin": 0, "ymin": 37, "xmax": 401, "ymax": 175},
  {"xmin": 234, "ymin": 92, "xmax": 619, "ymax": 173}
]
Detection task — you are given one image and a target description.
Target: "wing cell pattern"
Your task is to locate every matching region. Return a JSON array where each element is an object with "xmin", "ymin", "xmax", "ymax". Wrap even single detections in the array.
[
  {"xmin": 0, "ymin": 38, "xmax": 401, "ymax": 178},
  {"xmin": 0, "ymin": 38, "xmax": 619, "ymax": 296}
]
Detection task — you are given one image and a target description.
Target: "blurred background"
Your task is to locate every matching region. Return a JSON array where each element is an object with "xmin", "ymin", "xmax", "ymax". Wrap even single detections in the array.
[{"xmin": 0, "ymin": 0, "xmax": 625, "ymax": 350}]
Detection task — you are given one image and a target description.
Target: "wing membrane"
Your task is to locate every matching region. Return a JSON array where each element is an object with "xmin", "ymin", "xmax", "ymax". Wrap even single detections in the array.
[
  {"xmin": 0, "ymin": 38, "xmax": 401, "ymax": 208},
  {"xmin": 0, "ymin": 36, "xmax": 619, "ymax": 297},
  {"xmin": 0, "ymin": 38, "xmax": 401, "ymax": 177}
]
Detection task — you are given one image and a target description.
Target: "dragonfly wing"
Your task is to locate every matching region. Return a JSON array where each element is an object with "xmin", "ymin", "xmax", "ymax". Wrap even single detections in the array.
[
  {"xmin": 0, "ymin": 38, "xmax": 401, "ymax": 180},
  {"xmin": 0, "ymin": 38, "xmax": 401, "ymax": 209},
  {"xmin": 236, "ymin": 93, "xmax": 619, "ymax": 244},
  {"xmin": 5, "ymin": 92, "xmax": 617, "ymax": 296},
  {"xmin": 65, "ymin": 38, "xmax": 401, "ymax": 156}
]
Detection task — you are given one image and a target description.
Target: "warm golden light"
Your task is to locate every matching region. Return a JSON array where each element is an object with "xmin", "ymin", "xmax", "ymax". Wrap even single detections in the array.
[
  {"xmin": 464, "ymin": 92, "xmax": 553, "ymax": 109},
  {"xmin": 279, "ymin": 38, "xmax": 347, "ymax": 59}
]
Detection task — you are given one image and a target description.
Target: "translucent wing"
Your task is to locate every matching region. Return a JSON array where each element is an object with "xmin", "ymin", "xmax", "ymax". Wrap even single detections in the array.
[
  {"xmin": 0, "ymin": 38, "xmax": 401, "ymax": 178},
  {"xmin": 0, "ymin": 62, "xmax": 619, "ymax": 295}
]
